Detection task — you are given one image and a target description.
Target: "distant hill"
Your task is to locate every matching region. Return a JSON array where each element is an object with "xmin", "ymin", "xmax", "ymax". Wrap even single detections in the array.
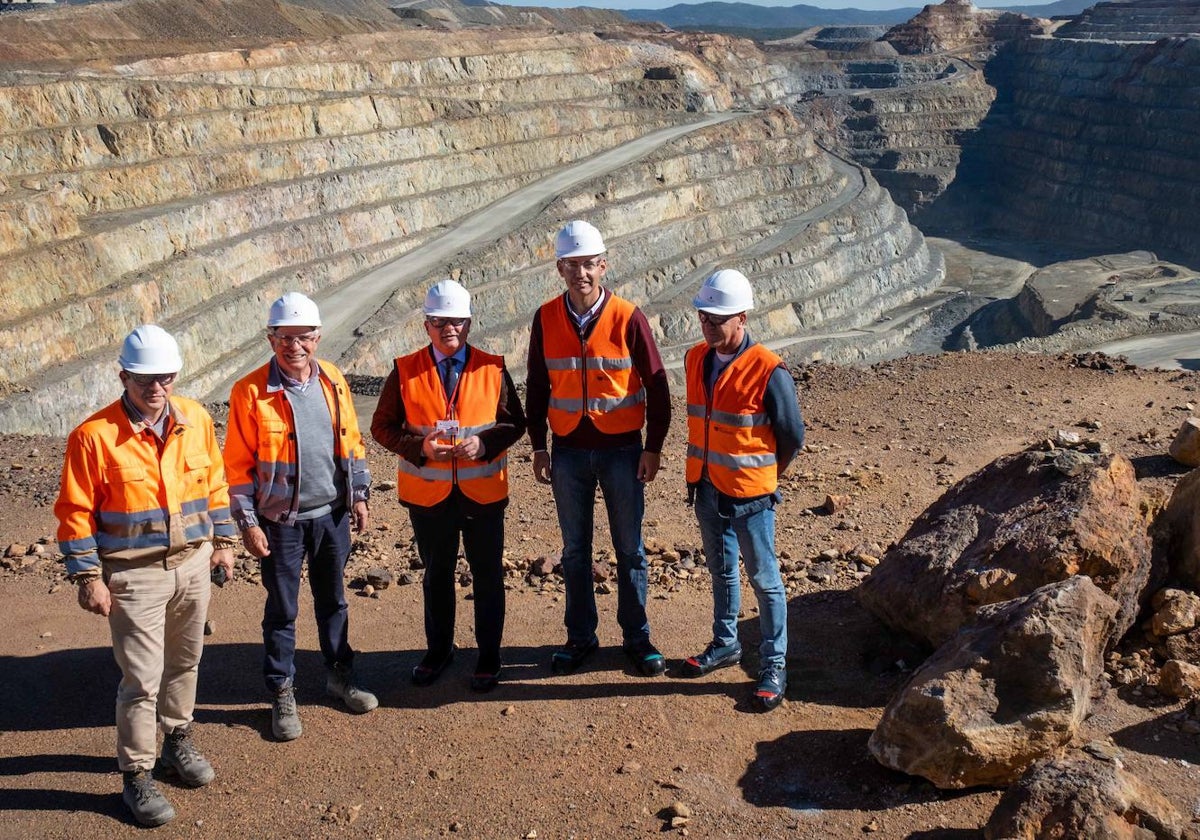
[
  {"xmin": 620, "ymin": 0, "xmax": 1094, "ymax": 31},
  {"xmin": 622, "ymin": 2, "xmax": 920, "ymax": 29}
]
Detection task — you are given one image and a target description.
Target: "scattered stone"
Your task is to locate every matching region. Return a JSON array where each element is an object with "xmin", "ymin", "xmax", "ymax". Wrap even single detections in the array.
[
  {"xmin": 203, "ymin": 620, "xmax": 215, "ymax": 636},
  {"xmin": 4, "ymin": 543, "xmax": 23, "ymax": 558},
  {"xmin": 820, "ymin": 494, "xmax": 850, "ymax": 515},
  {"xmin": 595, "ymin": 582, "xmax": 612, "ymax": 595},
  {"xmin": 1150, "ymin": 588, "xmax": 1200, "ymax": 637},
  {"xmin": 617, "ymin": 762, "xmax": 641, "ymax": 774},
  {"xmin": 501, "ymin": 705, "xmax": 515, "ymax": 716},
  {"xmin": 666, "ymin": 802, "xmax": 691, "ymax": 818},
  {"xmin": 531, "ymin": 556, "xmax": 557, "ymax": 577},
  {"xmin": 1169, "ymin": 418, "xmax": 1200, "ymax": 467},
  {"xmin": 398, "ymin": 572, "xmax": 418, "ymax": 586},
  {"xmin": 366, "ymin": 567, "xmax": 392, "ymax": 590},
  {"xmin": 362, "ymin": 584, "xmax": 375, "ymax": 597},
  {"xmin": 1158, "ymin": 660, "xmax": 1200, "ymax": 700}
]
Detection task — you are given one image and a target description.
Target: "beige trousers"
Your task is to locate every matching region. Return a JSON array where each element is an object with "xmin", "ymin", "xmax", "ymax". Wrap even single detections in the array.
[{"xmin": 105, "ymin": 542, "xmax": 212, "ymax": 771}]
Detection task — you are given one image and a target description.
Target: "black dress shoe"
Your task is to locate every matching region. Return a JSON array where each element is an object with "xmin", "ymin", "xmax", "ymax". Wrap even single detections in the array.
[
  {"xmin": 550, "ymin": 637, "xmax": 599, "ymax": 675},
  {"xmin": 412, "ymin": 647, "xmax": 455, "ymax": 687},
  {"xmin": 469, "ymin": 665, "xmax": 502, "ymax": 693}
]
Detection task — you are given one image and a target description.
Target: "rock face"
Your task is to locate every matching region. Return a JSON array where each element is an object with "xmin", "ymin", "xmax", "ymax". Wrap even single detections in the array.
[
  {"xmin": 883, "ymin": 0, "xmax": 1046, "ymax": 56},
  {"xmin": 955, "ymin": 36, "xmax": 1200, "ymax": 265},
  {"xmin": 858, "ymin": 449, "xmax": 1154, "ymax": 648},
  {"xmin": 1159, "ymin": 469, "xmax": 1200, "ymax": 591},
  {"xmin": 984, "ymin": 750, "xmax": 1191, "ymax": 840},
  {"xmin": 1055, "ymin": 0, "xmax": 1200, "ymax": 43},
  {"xmin": 869, "ymin": 576, "xmax": 1117, "ymax": 789},
  {"xmin": 0, "ymin": 3, "xmax": 942, "ymax": 435}
]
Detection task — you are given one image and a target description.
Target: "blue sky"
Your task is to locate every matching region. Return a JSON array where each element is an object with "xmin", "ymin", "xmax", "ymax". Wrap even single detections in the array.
[{"xmin": 487, "ymin": 1, "xmax": 1053, "ymax": 9}]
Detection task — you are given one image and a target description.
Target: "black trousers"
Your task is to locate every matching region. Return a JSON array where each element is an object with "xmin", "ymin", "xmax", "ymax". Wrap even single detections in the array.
[{"xmin": 410, "ymin": 502, "xmax": 505, "ymax": 670}]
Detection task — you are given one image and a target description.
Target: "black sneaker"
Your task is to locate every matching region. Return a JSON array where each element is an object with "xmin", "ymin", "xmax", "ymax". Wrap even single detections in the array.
[
  {"xmin": 623, "ymin": 639, "xmax": 667, "ymax": 677},
  {"xmin": 412, "ymin": 647, "xmax": 455, "ymax": 687},
  {"xmin": 550, "ymin": 637, "xmax": 599, "ymax": 675},
  {"xmin": 754, "ymin": 666, "xmax": 787, "ymax": 712},
  {"xmin": 679, "ymin": 641, "xmax": 742, "ymax": 678}
]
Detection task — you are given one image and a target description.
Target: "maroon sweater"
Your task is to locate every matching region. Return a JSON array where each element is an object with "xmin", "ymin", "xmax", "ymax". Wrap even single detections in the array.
[{"xmin": 525, "ymin": 289, "xmax": 671, "ymax": 453}]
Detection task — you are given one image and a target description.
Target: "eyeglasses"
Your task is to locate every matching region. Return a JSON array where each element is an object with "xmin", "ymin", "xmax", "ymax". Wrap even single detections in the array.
[
  {"xmin": 558, "ymin": 258, "xmax": 605, "ymax": 272},
  {"xmin": 426, "ymin": 317, "xmax": 468, "ymax": 329},
  {"xmin": 271, "ymin": 331, "xmax": 320, "ymax": 346},
  {"xmin": 698, "ymin": 311, "xmax": 738, "ymax": 326},
  {"xmin": 126, "ymin": 372, "xmax": 177, "ymax": 387}
]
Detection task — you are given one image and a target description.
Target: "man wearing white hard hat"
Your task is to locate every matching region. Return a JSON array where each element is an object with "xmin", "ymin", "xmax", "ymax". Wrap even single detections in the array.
[
  {"xmin": 526, "ymin": 220, "xmax": 672, "ymax": 677},
  {"xmin": 371, "ymin": 279, "xmax": 526, "ymax": 692},
  {"xmin": 55, "ymin": 324, "xmax": 237, "ymax": 826},
  {"xmin": 680, "ymin": 269, "xmax": 804, "ymax": 712},
  {"xmin": 224, "ymin": 292, "xmax": 376, "ymax": 741}
]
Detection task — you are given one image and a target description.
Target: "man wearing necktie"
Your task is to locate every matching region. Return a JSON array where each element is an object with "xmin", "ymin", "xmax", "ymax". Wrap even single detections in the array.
[{"xmin": 371, "ymin": 279, "xmax": 526, "ymax": 692}]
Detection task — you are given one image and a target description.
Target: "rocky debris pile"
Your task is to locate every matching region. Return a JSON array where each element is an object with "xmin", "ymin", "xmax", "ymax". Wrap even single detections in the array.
[{"xmin": 882, "ymin": 0, "xmax": 1046, "ymax": 57}]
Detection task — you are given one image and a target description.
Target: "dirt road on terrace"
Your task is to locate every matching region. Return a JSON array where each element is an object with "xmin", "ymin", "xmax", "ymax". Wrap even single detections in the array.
[{"xmin": 3, "ymin": 351, "xmax": 1200, "ymax": 839}]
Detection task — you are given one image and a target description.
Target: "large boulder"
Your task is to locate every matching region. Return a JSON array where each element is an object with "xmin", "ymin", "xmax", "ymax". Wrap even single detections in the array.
[
  {"xmin": 869, "ymin": 576, "xmax": 1117, "ymax": 789},
  {"xmin": 985, "ymin": 750, "xmax": 1192, "ymax": 840},
  {"xmin": 858, "ymin": 449, "xmax": 1154, "ymax": 648},
  {"xmin": 1160, "ymin": 469, "xmax": 1200, "ymax": 590}
]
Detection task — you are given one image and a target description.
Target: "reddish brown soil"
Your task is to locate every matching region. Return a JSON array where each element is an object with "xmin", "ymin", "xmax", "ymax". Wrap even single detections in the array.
[{"xmin": 3, "ymin": 351, "xmax": 1199, "ymax": 839}]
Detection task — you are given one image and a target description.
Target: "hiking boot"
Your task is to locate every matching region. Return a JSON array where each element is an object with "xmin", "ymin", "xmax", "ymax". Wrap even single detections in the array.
[
  {"xmin": 271, "ymin": 683, "xmax": 303, "ymax": 741},
  {"xmin": 122, "ymin": 769, "xmax": 176, "ymax": 827},
  {"xmin": 326, "ymin": 662, "xmax": 379, "ymax": 713},
  {"xmin": 680, "ymin": 641, "xmax": 742, "ymax": 678},
  {"xmin": 159, "ymin": 724, "xmax": 215, "ymax": 787},
  {"xmin": 754, "ymin": 666, "xmax": 787, "ymax": 712},
  {"xmin": 623, "ymin": 639, "xmax": 667, "ymax": 677},
  {"xmin": 550, "ymin": 637, "xmax": 599, "ymax": 675}
]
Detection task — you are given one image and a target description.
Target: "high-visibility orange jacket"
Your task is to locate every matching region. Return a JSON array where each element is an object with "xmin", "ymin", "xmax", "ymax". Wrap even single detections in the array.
[
  {"xmin": 685, "ymin": 341, "xmax": 783, "ymax": 499},
  {"xmin": 224, "ymin": 359, "xmax": 369, "ymax": 529},
  {"xmin": 393, "ymin": 347, "xmax": 509, "ymax": 508},
  {"xmin": 55, "ymin": 395, "xmax": 235, "ymax": 578},
  {"xmin": 540, "ymin": 294, "xmax": 646, "ymax": 437}
]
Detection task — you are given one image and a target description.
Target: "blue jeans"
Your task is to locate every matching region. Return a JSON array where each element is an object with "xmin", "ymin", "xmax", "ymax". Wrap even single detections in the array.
[
  {"xmin": 259, "ymin": 507, "xmax": 353, "ymax": 692},
  {"xmin": 693, "ymin": 479, "xmax": 787, "ymax": 669},
  {"xmin": 550, "ymin": 444, "xmax": 650, "ymax": 646}
]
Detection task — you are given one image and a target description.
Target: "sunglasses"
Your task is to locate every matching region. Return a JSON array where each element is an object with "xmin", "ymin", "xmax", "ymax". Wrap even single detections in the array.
[
  {"xmin": 426, "ymin": 317, "xmax": 468, "ymax": 329},
  {"xmin": 698, "ymin": 311, "xmax": 738, "ymax": 326},
  {"xmin": 126, "ymin": 372, "xmax": 177, "ymax": 387}
]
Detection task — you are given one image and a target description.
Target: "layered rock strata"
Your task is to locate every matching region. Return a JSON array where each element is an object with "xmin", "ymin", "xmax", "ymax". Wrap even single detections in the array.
[
  {"xmin": 1055, "ymin": 0, "xmax": 1200, "ymax": 43},
  {"xmin": 949, "ymin": 36, "xmax": 1200, "ymax": 264}
]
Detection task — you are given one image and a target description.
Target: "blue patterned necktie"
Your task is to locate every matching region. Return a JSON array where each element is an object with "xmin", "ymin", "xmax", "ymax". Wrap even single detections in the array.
[{"xmin": 441, "ymin": 357, "xmax": 459, "ymax": 399}]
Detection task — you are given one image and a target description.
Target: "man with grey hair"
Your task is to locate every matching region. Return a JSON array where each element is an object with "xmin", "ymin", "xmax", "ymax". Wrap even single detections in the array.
[{"xmin": 224, "ymin": 292, "xmax": 376, "ymax": 742}]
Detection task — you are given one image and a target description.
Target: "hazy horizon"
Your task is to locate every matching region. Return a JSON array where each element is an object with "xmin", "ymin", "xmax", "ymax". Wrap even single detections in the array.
[{"xmin": 488, "ymin": 0, "xmax": 1059, "ymax": 9}]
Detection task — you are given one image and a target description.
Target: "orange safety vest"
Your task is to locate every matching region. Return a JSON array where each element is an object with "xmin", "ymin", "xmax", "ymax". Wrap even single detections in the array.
[
  {"xmin": 393, "ymin": 347, "xmax": 508, "ymax": 507},
  {"xmin": 540, "ymin": 293, "xmax": 646, "ymax": 437},
  {"xmin": 685, "ymin": 341, "xmax": 782, "ymax": 499}
]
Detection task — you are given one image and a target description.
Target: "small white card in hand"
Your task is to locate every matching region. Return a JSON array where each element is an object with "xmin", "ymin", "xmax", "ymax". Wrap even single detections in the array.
[{"xmin": 435, "ymin": 419, "xmax": 460, "ymax": 443}]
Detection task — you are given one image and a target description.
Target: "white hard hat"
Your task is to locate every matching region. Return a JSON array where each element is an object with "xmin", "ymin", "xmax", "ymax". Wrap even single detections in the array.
[
  {"xmin": 555, "ymin": 220, "xmax": 606, "ymax": 259},
  {"xmin": 693, "ymin": 269, "xmax": 755, "ymax": 315},
  {"xmin": 267, "ymin": 292, "xmax": 322, "ymax": 328},
  {"xmin": 118, "ymin": 324, "xmax": 183, "ymax": 374},
  {"xmin": 423, "ymin": 279, "xmax": 472, "ymax": 319}
]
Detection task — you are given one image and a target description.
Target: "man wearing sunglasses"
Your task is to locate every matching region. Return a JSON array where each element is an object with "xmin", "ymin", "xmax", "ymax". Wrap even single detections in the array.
[
  {"xmin": 371, "ymin": 279, "xmax": 526, "ymax": 693},
  {"xmin": 526, "ymin": 220, "xmax": 672, "ymax": 678},
  {"xmin": 224, "ymin": 292, "xmax": 376, "ymax": 743},
  {"xmin": 679, "ymin": 269, "xmax": 804, "ymax": 712},
  {"xmin": 55, "ymin": 325, "xmax": 237, "ymax": 826}
]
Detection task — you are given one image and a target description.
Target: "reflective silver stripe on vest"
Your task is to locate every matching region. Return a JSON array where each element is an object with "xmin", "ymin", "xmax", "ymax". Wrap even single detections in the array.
[
  {"xmin": 685, "ymin": 403, "xmax": 766, "ymax": 427},
  {"xmin": 546, "ymin": 357, "xmax": 584, "ymax": 371},
  {"xmin": 585, "ymin": 388, "xmax": 645, "ymax": 413},
  {"xmin": 586, "ymin": 356, "xmax": 633, "ymax": 371},
  {"xmin": 397, "ymin": 459, "xmax": 446, "ymax": 481},
  {"xmin": 710, "ymin": 409, "xmax": 768, "ymax": 427},
  {"xmin": 397, "ymin": 455, "xmax": 506, "ymax": 482},
  {"xmin": 549, "ymin": 396, "xmax": 584, "ymax": 412},
  {"xmin": 460, "ymin": 421, "xmax": 496, "ymax": 437},
  {"xmin": 455, "ymin": 456, "xmax": 507, "ymax": 481},
  {"xmin": 546, "ymin": 356, "xmax": 633, "ymax": 372},
  {"xmin": 686, "ymin": 444, "xmax": 776, "ymax": 469}
]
